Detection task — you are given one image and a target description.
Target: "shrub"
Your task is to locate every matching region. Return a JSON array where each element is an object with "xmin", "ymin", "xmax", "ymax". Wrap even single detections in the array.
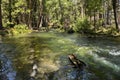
[
  {"xmin": 8, "ymin": 24, "xmax": 31, "ymax": 36},
  {"xmin": 73, "ymin": 17, "xmax": 91, "ymax": 33}
]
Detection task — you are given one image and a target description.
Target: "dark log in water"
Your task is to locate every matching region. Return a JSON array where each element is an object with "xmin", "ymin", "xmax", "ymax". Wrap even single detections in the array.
[{"xmin": 68, "ymin": 54, "xmax": 86, "ymax": 70}]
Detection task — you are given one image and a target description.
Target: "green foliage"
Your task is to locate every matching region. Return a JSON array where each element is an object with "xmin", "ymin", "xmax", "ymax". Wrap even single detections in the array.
[
  {"xmin": 8, "ymin": 24, "xmax": 31, "ymax": 36},
  {"xmin": 73, "ymin": 17, "xmax": 91, "ymax": 33},
  {"xmin": 2, "ymin": 0, "xmax": 30, "ymax": 27},
  {"xmin": 0, "ymin": 0, "xmax": 119, "ymax": 36},
  {"xmin": 85, "ymin": 0, "xmax": 103, "ymax": 14},
  {"xmin": 95, "ymin": 26, "xmax": 120, "ymax": 36},
  {"xmin": 46, "ymin": 0, "xmax": 75, "ymax": 27}
]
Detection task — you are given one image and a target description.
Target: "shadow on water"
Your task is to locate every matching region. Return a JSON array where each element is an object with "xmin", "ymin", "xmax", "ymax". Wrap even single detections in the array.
[{"xmin": 0, "ymin": 32, "xmax": 120, "ymax": 80}]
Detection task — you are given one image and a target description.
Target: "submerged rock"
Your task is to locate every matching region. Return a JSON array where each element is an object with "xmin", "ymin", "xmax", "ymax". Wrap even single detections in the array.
[
  {"xmin": 0, "ymin": 54, "xmax": 16, "ymax": 80},
  {"xmin": 43, "ymin": 65, "xmax": 87, "ymax": 80}
]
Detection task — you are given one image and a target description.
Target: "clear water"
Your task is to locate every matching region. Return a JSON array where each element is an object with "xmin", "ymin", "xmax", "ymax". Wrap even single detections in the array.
[{"xmin": 0, "ymin": 32, "xmax": 120, "ymax": 80}]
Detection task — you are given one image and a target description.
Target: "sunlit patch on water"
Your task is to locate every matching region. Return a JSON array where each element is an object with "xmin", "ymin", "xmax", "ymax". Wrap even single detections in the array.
[
  {"xmin": 0, "ymin": 54, "xmax": 16, "ymax": 80},
  {"xmin": 38, "ymin": 58, "xmax": 59, "ymax": 72}
]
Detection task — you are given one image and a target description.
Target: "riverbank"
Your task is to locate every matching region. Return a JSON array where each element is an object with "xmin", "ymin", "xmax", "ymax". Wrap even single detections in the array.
[{"xmin": 1, "ymin": 26, "xmax": 120, "ymax": 38}]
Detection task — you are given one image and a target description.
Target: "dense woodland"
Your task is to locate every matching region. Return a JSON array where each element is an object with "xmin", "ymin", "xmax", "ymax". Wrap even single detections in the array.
[
  {"xmin": 0, "ymin": 1, "xmax": 120, "ymax": 80},
  {"xmin": 0, "ymin": 0, "xmax": 120, "ymax": 36}
]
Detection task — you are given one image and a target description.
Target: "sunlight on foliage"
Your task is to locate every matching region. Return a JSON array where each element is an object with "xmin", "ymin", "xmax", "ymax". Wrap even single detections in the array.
[{"xmin": 8, "ymin": 24, "xmax": 31, "ymax": 36}]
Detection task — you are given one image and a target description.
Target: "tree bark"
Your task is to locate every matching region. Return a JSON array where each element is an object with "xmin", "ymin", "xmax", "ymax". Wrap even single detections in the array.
[
  {"xmin": 9, "ymin": 0, "xmax": 12, "ymax": 23},
  {"xmin": 106, "ymin": 0, "xmax": 111, "ymax": 25},
  {"xmin": 37, "ymin": 0, "xmax": 49, "ymax": 31},
  {"xmin": 93, "ymin": 10, "xmax": 96, "ymax": 28},
  {"xmin": 8, "ymin": 0, "xmax": 13, "ymax": 28},
  {"xmin": 112, "ymin": 0, "xmax": 119, "ymax": 30},
  {"xmin": 0, "ymin": 0, "xmax": 3, "ymax": 30},
  {"xmin": 28, "ymin": 0, "xmax": 32, "ymax": 29},
  {"xmin": 58, "ymin": 0, "xmax": 64, "ymax": 24},
  {"xmin": 37, "ymin": 0, "xmax": 42, "ymax": 29},
  {"xmin": 106, "ymin": 8, "xmax": 110, "ymax": 25}
]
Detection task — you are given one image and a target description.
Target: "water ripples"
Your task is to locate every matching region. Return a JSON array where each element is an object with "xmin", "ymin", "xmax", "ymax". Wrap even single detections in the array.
[
  {"xmin": 89, "ymin": 51, "xmax": 120, "ymax": 72},
  {"xmin": 109, "ymin": 50, "xmax": 120, "ymax": 56}
]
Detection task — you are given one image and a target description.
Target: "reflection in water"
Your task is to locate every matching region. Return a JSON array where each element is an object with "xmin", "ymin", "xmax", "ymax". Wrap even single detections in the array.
[
  {"xmin": 0, "ymin": 54, "xmax": 16, "ymax": 80},
  {"xmin": 0, "ymin": 32, "xmax": 120, "ymax": 80}
]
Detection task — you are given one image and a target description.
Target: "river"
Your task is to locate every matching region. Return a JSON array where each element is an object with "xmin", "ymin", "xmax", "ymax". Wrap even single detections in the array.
[{"xmin": 0, "ymin": 32, "xmax": 120, "ymax": 80}]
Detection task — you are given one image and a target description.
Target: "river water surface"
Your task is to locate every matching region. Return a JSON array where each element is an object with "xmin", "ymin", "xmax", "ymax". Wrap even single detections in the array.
[{"xmin": 0, "ymin": 32, "xmax": 120, "ymax": 80}]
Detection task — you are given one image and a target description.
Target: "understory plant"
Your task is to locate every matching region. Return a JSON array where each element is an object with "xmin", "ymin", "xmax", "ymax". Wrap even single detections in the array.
[
  {"xmin": 73, "ymin": 17, "xmax": 92, "ymax": 33},
  {"xmin": 8, "ymin": 24, "xmax": 31, "ymax": 36}
]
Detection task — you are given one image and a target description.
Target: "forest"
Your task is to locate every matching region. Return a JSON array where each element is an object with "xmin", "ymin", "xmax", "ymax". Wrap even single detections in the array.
[
  {"xmin": 0, "ymin": 0, "xmax": 120, "ymax": 80},
  {"xmin": 0, "ymin": 0, "xmax": 120, "ymax": 36}
]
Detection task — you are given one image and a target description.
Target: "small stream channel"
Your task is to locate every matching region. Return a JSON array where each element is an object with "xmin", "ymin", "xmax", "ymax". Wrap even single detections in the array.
[{"xmin": 0, "ymin": 32, "xmax": 120, "ymax": 80}]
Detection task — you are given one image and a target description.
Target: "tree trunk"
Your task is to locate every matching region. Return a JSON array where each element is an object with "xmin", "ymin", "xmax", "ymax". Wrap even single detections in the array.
[
  {"xmin": 112, "ymin": 0, "xmax": 119, "ymax": 30},
  {"xmin": 9, "ymin": 0, "xmax": 12, "ymax": 23},
  {"xmin": 8, "ymin": 0, "xmax": 14, "ymax": 28},
  {"xmin": 0, "ymin": 0, "xmax": 3, "ymax": 30},
  {"xmin": 93, "ymin": 10, "xmax": 96, "ymax": 28},
  {"xmin": 37, "ymin": 0, "xmax": 42, "ymax": 29},
  {"xmin": 81, "ymin": 5, "xmax": 84, "ymax": 18},
  {"xmin": 106, "ymin": 8, "xmax": 110, "ymax": 25},
  {"xmin": 58, "ymin": 0, "xmax": 64, "ymax": 24},
  {"xmin": 28, "ymin": 0, "xmax": 32, "ymax": 29},
  {"xmin": 106, "ymin": 0, "xmax": 111, "ymax": 25},
  {"xmin": 38, "ymin": 0, "xmax": 49, "ymax": 31}
]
